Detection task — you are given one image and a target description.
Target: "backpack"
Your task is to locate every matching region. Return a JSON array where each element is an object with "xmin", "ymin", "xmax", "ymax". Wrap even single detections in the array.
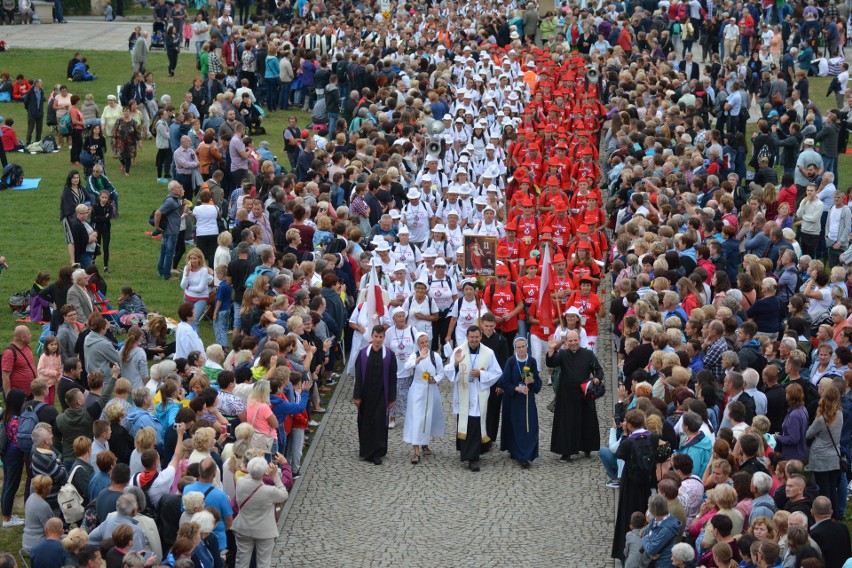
[
  {"xmin": 58, "ymin": 465, "xmax": 85, "ymax": 526},
  {"xmin": 245, "ymin": 265, "xmax": 274, "ymax": 288},
  {"xmin": 627, "ymin": 433, "xmax": 658, "ymax": 485},
  {"xmin": 41, "ymin": 135, "xmax": 57, "ymax": 153},
  {"xmin": 15, "ymin": 400, "xmax": 44, "ymax": 453},
  {"xmin": 131, "ymin": 472, "xmax": 160, "ymax": 521},
  {"xmin": 0, "ymin": 163, "xmax": 23, "ymax": 190},
  {"xmin": 59, "ymin": 112, "xmax": 72, "ymax": 136}
]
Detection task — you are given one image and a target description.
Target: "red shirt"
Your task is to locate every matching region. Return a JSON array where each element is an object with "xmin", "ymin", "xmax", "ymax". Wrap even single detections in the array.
[
  {"xmin": 529, "ymin": 302, "xmax": 558, "ymax": 339},
  {"xmin": 483, "ymin": 281, "xmax": 524, "ymax": 332},
  {"xmin": 565, "ymin": 291, "xmax": 602, "ymax": 337},
  {"xmin": 518, "ymin": 275, "xmax": 541, "ymax": 311},
  {"xmin": 1, "ymin": 343, "xmax": 37, "ymax": 395}
]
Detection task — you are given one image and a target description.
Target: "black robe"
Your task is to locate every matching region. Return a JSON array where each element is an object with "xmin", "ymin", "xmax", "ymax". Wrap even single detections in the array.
[
  {"xmin": 481, "ymin": 331, "xmax": 510, "ymax": 447},
  {"xmin": 546, "ymin": 347, "xmax": 604, "ymax": 457},
  {"xmin": 611, "ymin": 433, "xmax": 657, "ymax": 560},
  {"xmin": 353, "ymin": 346, "xmax": 397, "ymax": 460}
]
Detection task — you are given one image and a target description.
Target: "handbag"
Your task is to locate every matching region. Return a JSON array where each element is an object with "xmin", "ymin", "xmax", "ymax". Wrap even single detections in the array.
[
  {"xmin": 249, "ymin": 405, "xmax": 275, "ymax": 453},
  {"xmin": 826, "ymin": 421, "xmax": 851, "ymax": 476}
]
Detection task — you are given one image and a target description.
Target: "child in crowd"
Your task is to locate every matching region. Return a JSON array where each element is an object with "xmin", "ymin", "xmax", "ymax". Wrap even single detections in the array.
[{"xmin": 37, "ymin": 335, "xmax": 61, "ymax": 405}]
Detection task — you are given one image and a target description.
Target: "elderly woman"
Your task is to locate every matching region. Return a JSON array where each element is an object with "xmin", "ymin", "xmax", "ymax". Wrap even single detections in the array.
[
  {"xmin": 808, "ymin": 344, "xmax": 838, "ymax": 385},
  {"xmin": 497, "ymin": 336, "xmax": 542, "ymax": 469},
  {"xmin": 670, "ymin": 542, "xmax": 695, "ymax": 568},
  {"xmin": 56, "ymin": 304, "xmax": 82, "ymax": 360},
  {"xmin": 746, "ymin": 277, "xmax": 781, "ymax": 338},
  {"xmin": 641, "ymin": 494, "xmax": 682, "ymax": 568},
  {"xmin": 22, "ymin": 475, "xmax": 54, "ymax": 552},
  {"xmin": 832, "ymin": 305, "xmax": 851, "ymax": 345},
  {"xmin": 231, "ymin": 456, "xmax": 289, "ymax": 568}
]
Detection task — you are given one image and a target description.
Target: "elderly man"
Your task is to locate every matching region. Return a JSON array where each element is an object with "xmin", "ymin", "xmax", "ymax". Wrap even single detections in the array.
[
  {"xmin": 87, "ymin": 163, "xmax": 118, "ymax": 216},
  {"xmin": 750, "ymin": 471, "xmax": 777, "ymax": 525},
  {"xmin": 2, "ymin": 325, "xmax": 36, "ymax": 396},
  {"xmin": 742, "ymin": 368, "xmax": 768, "ymax": 417},
  {"xmin": 787, "ymin": 510, "xmax": 821, "ymax": 554},
  {"xmin": 173, "ymin": 135, "xmax": 199, "ymax": 200},
  {"xmin": 66, "ymin": 268, "xmax": 94, "ymax": 320},
  {"xmin": 30, "ymin": 425, "xmax": 67, "ymax": 511},
  {"xmin": 29, "ymin": 517, "xmax": 65, "ymax": 568},
  {"xmin": 248, "ymin": 198, "xmax": 274, "ymax": 248},
  {"xmin": 183, "ymin": 457, "xmax": 233, "ymax": 553},
  {"xmin": 69, "ymin": 204, "xmax": 98, "ymax": 269},
  {"xmin": 547, "ymin": 330, "xmax": 604, "ymax": 463},
  {"xmin": 87, "ymin": 494, "xmax": 149, "ymax": 551}
]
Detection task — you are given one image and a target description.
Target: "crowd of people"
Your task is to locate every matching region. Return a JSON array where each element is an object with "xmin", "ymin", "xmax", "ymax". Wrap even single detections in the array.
[{"xmin": 1, "ymin": 0, "xmax": 852, "ymax": 566}]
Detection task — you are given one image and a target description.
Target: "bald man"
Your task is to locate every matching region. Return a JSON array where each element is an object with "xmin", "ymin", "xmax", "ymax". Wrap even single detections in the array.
[
  {"xmin": 546, "ymin": 330, "xmax": 604, "ymax": 462},
  {"xmin": 29, "ymin": 518, "xmax": 65, "ymax": 568},
  {"xmin": 810, "ymin": 496, "xmax": 850, "ymax": 568},
  {"xmin": 1, "ymin": 325, "xmax": 36, "ymax": 396}
]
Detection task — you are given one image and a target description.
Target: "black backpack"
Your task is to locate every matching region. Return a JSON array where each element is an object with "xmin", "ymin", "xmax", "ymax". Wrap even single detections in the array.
[
  {"xmin": 627, "ymin": 433, "xmax": 658, "ymax": 485},
  {"xmin": 131, "ymin": 472, "xmax": 160, "ymax": 521},
  {"xmin": 0, "ymin": 163, "xmax": 23, "ymax": 190}
]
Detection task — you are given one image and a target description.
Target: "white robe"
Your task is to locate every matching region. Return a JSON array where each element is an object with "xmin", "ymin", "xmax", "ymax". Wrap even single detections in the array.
[
  {"xmin": 402, "ymin": 351, "xmax": 446, "ymax": 445},
  {"xmin": 443, "ymin": 342, "xmax": 501, "ymax": 417}
]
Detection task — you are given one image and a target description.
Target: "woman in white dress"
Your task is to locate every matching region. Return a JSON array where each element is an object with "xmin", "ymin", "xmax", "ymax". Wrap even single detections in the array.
[{"xmin": 402, "ymin": 332, "xmax": 445, "ymax": 464}]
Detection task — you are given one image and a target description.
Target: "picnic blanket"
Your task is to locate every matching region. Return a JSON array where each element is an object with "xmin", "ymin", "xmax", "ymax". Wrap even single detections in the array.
[{"xmin": 12, "ymin": 178, "xmax": 41, "ymax": 191}]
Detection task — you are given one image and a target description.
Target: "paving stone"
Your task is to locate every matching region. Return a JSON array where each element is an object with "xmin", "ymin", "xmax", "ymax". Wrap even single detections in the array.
[{"xmin": 274, "ymin": 317, "xmax": 618, "ymax": 567}]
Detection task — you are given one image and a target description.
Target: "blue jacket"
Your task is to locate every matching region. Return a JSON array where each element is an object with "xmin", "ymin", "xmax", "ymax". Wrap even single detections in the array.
[
  {"xmin": 678, "ymin": 431, "xmax": 713, "ymax": 478},
  {"xmin": 126, "ymin": 405, "xmax": 165, "ymax": 446},
  {"xmin": 642, "ymin": 514, "xmax": 681, "ymax": 568}
]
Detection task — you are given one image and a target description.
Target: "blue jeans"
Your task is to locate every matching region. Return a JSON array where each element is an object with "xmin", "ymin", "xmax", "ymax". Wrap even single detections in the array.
[
  {"xmin": 279, "ymin": 81, "xmax": 292, "ymax": 110},
  {"xmin": 838, "ymin": 470, "xmax": 848, "ymax": 517},
  {"xmin": 214, "ymin": 308, "xmax": 231, "ymax": 347},
  {"xmin": 264, "ymin": 77, "xmax": 279, "ymax": 111},
  {"xmin": 190, "ymin": 298, "xmax": 208, "ymax": 330},
  {"xmin": 232, "ymin": 303, "xmax": 242, "ymax": 333},
  {"xmin": 598, "ymin": 446, "xmax": 619, "ymax": 481},
  {"xmin": 327, "ymin": 112, "xmax": 338, "ymax": 136},
  {"xmin": 78, "ymin": 252, "xmax": 94, "ymax": 269},
  {"xmin": 157, "ymin": 233, "xmax": 178, "ymax": 278},
  {"xmin": 1, "ymin": 446, "xmax": 25, "ymax": 517},
  {"xmin": 195, "ymin": 41, "xmax": 205, "ymax": 58},
  {"xmin": 53, "ymin": 0, "xmax": 64, "ymax": 21},
  {"xmin": 822, "ymin": 156, "xmax": 838, "ymax": 184}
]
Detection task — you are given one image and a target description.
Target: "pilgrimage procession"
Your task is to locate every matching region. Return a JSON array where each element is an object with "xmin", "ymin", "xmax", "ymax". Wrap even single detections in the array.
[{"xmin": 0, "ymin": 0, "xmax": 851, "ymax": 564}]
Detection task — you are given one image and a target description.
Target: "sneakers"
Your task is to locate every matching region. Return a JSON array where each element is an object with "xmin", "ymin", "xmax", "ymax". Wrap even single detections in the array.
[
  {"xmin": 308, "ymin": 420, "xmax": 319, "ymax": 427},
  {"xmin": 2, "ymin": 516, "xmax": 24, "ymax": 528},
  {"xmin": 606, "ymin": 479, "xmax": 621, "ymax": 489},
  {"xmin": 388, "ymin": 419, "xmax": 396, "ymax": 429}
]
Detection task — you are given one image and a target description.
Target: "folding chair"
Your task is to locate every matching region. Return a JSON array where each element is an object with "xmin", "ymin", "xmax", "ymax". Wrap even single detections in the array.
[{"xmin": 18, "ymin": 548, "xmax": 29, "ymax": 568}]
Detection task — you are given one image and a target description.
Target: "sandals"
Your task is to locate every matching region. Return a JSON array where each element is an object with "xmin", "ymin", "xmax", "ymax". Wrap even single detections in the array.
[
  {"xmin": 423, "ymin": 446, "xmax": 432, "ymax": 456},
  {"xmin": 411, "ymin": 454, "xmax": 420, "ymax": 464}
]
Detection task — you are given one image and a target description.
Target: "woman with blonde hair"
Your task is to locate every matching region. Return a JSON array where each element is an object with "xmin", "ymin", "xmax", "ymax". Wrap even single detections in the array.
[
  {"xmin": 188, "ymin": 426, "xmax": 222, "ymax": 487},
  {"xmin": 62, "ymin": 527, "xmax": 89, "ymax": 558},
  {"xmin": 129, "ymin": 426, "xmax": 157, "ymax": 477},
  {"xmin": 180, "ymin": 247, "xmax": 214, "ymax": 330},
  {"xmin": 806, "ymin": 385, "xmax": 843, "ymax": 512},
  {"xmin": 246, "ymin": 380, "xmax": 279, "ymax": 455}
]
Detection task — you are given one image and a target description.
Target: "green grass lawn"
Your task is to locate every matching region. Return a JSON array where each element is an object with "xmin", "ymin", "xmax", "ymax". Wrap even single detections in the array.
[{"xmin": 0, "ymin": 48, "xmax": 309, "ymax": 550}]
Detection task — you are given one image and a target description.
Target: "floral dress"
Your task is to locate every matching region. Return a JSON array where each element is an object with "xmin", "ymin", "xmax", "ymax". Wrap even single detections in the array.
[{"xmin": 113, "ymin": 118, "xmax": 140, "ymax": 162}]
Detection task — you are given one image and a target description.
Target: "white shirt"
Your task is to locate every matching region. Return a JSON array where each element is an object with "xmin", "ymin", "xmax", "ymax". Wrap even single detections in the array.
[
  {"xmin": 450, "ymin": 297, "xmax": 489, "ymax": 345},
  {"xmin": 175, "ymin": 321, "xmax": 205, "ymax": 359},
  {"xmin": 193, "ymin": 203, "xmax": 220, "ymax": 236},
  {"xmin": 839, "ymin": 70, "xmax": 850, "ymax": 93},
  {"xmin": 384, "ymin": 325, "xmax": 417, "ymax": 378}
]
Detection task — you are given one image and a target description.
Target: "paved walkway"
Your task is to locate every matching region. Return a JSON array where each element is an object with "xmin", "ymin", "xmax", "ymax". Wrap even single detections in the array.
[
  {"xmin": 1, "ymin": 20, "xmax": 144, "ymax": 51},
  {"xmin": 274, "ymin": 324, "xmax": 618, "ymax": 567}
]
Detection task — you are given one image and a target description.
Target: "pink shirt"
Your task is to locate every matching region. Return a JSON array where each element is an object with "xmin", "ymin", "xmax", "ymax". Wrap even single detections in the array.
[{"xmin": 247, "ymin": 402, "xmax": 276, "ymax": 438}]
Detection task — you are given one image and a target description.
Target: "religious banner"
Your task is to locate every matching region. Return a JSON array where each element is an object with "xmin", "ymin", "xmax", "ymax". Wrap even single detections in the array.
[{"xmin": 464, "ymin": 235, "xmax": 497, "ymax": 277}]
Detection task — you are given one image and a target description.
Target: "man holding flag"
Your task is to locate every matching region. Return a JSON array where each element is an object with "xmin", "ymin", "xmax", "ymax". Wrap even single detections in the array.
[{"xmin": 344, "ymin": 262, "xmax": 389, "ymax": 378}]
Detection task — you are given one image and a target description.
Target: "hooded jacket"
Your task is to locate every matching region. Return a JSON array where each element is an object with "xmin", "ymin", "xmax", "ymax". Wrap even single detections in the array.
[
  {"xmin": 641, "ymin": 514, "xmax": 682, "ymax": 567},
  {"xmin": 84, "ymin": 330, "xmax": 120, "ymax": 377},
  {"xmin": 126, "ymin": 405, "xmax": 164, "ymax": 446},
  {"xmin": 678, "ymin": 431, "xmax": 713, "ymax": 478}
]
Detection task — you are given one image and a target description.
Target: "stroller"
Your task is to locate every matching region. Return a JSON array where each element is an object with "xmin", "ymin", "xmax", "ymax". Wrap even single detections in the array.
[{"xmin": 150, "ymin": 18, "xmax": 166, "ymax": 50}]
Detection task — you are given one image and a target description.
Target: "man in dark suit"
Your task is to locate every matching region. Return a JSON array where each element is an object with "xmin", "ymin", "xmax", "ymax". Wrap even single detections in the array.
[
  {"xmin": 810, "ymin": 496, "xmax": 851, "ymax": 568},
  {"xmin": 22, "ymin": 78, "xmax": 45, "ymax": 145},
  {"xmin": 678, "ymin": 51, "xmax": 700, "ymax": 82}
]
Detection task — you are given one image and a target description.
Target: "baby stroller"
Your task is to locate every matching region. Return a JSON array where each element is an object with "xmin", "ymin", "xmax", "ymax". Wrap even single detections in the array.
[{"xmin": 150, "ymin": 18, "xmax": 166, "ymax": 50}]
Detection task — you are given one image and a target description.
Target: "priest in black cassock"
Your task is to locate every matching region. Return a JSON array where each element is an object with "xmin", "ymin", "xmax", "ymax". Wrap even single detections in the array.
[
  {"xmin": 353, "ymin": 325, "xmax": 397, "ymax": 465},
  {"xmin": 546, "ymin": 330, "xmax": 604, "ymax": 462},
  {"xmin": 480, "ymin": 313, "xmax": 510, "ymax": 453}
]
